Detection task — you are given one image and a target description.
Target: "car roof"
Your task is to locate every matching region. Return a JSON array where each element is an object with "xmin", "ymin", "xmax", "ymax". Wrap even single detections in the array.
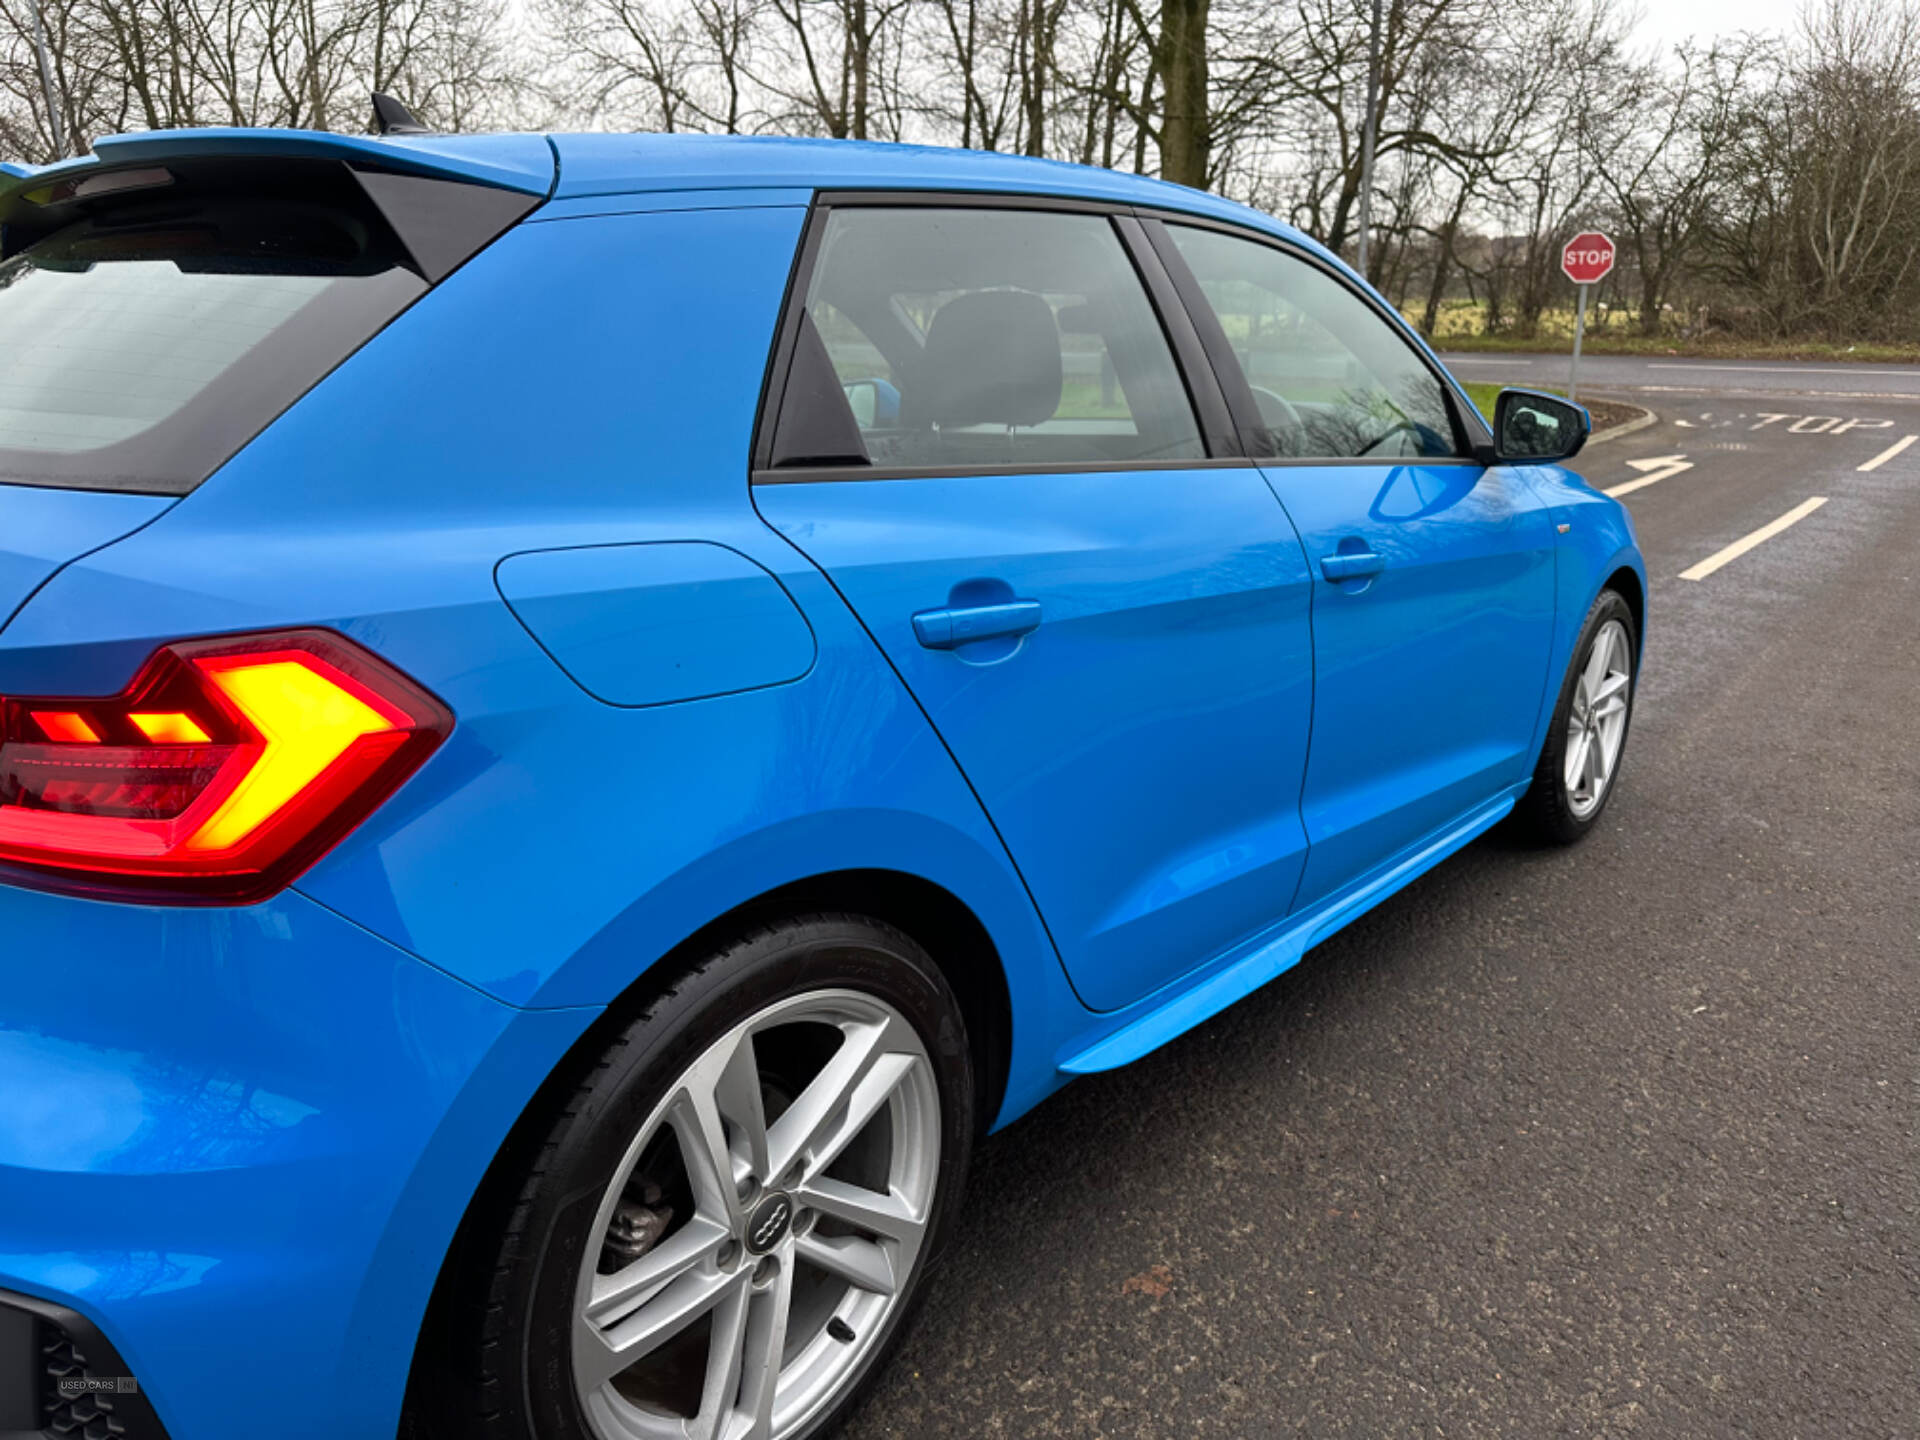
[
  {"xmin": 0, "ymin": 127, "xmax": 1337, "ymax": 272},
  {"xmin": 545, "ymin": 132, "xmax": 1334, "ymax": 263}
]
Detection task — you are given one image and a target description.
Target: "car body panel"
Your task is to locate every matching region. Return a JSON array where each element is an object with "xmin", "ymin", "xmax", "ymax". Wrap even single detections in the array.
[
  {"xmin": 1056, "ymin": 787, "xmax": 1519, "ymax": 1073},
  {"xmin": 0, "ymin": 882, "xmax": 600, "ymax": 1440},
  {"xmin": 495, "ymin": 541, "xmax": 818, "ymax": 707},
  {"xmin": 544, "ymin": 133, "xmax": 1336, "ymax": 257},
  {"xmin": 0, "ymin": 191, "xmax": 1082, "ymax": 1095},
  {"xmin": 534, "ymin": 186, "xmax": 818, "ymax": 220},
  {"xmin": 0, "ymin": 204, "xmax": 1062, "ymax": 1020},
  {"xmin": 757, "ymin": 468, "xmax": 1317, "ymax": 1014},
  {"xmin": 0, "ymin": 484, "xmax": 171, "ymax": 627},
  {"xmin": 1512, "ymin": 461, "xmax": 1650, "ymax": 755},
  {"xmin": 1257, "ymin": 460, "xmax": 1559, "ymax": 911}
]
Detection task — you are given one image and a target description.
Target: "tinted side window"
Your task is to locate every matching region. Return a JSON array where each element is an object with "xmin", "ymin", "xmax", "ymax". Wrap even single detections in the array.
[
  {"xmin": 771, "ymin": 207, "xmax": 1204, "ymax": 471},
  {"xmin": 1166, "ymin": 225, "xmax": 1459, "ymax": 461}
]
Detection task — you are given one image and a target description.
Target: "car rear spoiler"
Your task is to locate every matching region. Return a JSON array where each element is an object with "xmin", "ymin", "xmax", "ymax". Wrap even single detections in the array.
[{"xmin": 0, "ymin": 127, "xmax": 556, "ymax": 281}]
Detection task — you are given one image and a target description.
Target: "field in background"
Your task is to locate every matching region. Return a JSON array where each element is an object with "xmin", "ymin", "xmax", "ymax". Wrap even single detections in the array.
[
  {"xmin": 1415, "ymin": 300, "xmax": 1920, "ymax": 363},
  {"xmin": 1459, "ymin": 380, "xmax": 1641, "ymax": 436},
  {"xmin": 1461, "ymin": 381, "xmax": 1519, "ymax": 420}
]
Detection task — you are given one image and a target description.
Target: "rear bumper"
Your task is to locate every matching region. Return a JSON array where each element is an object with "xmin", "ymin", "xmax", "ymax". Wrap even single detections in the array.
[
  {"xmin": 0, "ymin": 882, "xmax": 598, "ymax": 1440},
  {"xmin": 1, "ymin": 1287, "xmax": 168, "ymax": 1439}
]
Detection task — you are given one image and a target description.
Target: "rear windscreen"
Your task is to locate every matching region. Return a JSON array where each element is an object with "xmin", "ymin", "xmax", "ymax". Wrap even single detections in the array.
[{"xmin": 0, "ymin": 182, "xmax": 429, "ymax": 494}]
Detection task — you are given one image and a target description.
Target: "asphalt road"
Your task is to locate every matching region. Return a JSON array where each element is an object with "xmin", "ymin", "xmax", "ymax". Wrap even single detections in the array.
[{"xmin": 839, "ymin": 378, "xmax": 1920, "ymax": 1438}]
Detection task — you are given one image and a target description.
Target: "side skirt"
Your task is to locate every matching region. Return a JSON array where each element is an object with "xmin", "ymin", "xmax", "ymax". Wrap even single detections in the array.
[{"xmin": 1056, "ymin": 789, "xmax": 1520, "ymax": 1075}]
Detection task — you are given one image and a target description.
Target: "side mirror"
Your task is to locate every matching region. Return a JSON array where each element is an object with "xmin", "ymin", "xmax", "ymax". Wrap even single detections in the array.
[
  {"xmin": 841, "ymin": 378, "xmax": 900, "ymax": 429},
  {"xmin": 1491, "ymin": 388, "xmax": 1590, "ymax": 464}
]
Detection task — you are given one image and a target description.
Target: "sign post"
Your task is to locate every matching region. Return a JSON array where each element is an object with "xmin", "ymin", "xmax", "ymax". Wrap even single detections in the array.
[{"xmin": 1560, "ymin": 230, "xmax": 1616, "ymax": 402}]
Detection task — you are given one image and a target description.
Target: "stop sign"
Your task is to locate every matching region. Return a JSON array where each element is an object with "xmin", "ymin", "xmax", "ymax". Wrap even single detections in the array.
[{"xmin": 1562, "ymin": 231, "xmax": 1616, "ymax": 285}]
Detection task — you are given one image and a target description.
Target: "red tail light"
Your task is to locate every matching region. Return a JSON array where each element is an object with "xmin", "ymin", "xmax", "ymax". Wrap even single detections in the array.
[{"xmin": 0, "ymin": 630, "xmax": 451, "ymax": 903}]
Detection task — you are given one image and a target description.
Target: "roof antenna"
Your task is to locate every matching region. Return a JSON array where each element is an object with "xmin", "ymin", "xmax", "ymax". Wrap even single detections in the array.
[{"xmin": 371, "ymin": 92, "xmax": 430, "ymax": 136}]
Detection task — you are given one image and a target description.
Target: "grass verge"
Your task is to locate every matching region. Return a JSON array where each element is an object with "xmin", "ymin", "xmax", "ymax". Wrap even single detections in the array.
[
  {"xmin": 1433, "ymin": 331, "xmax": 1920, "ymax": 364},
  {"xmin": 1459, "ymin": 380, "xmax": 1642, "ymax": 435}
]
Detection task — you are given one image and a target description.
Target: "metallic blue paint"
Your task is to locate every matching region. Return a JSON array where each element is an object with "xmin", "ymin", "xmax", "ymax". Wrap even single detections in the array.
[
  {"xmin": 534, "ymin": 186, "xmax": 817, "ymax": 220},
  {"xmin": 496, "ymin": 542, "xmax": 817, "ymax": 707},
  {"xmin": 0, "ymin": 882, "xmax": 599, "ymax": 1440},
  {"xmin": 1257, "ymin": 461, "xmax": 1558, "ymax": 911},
  {"xmin": 0, "ymin": 126, "xmax": 1645, "ymax": 1440},
  {"xmin": 0, "ymin": 485, "xmax": 171, "ymax": 625},
  {"xmin": 1509, "ymin": 460, "xmax": 1650, "ymax": 752},
  {"xmin": 756, "ymin": 467, "xmax": 1317, "ymax": 1015},
  {"xmin": 1059, "ymin": 789, "xmax": 1518, "ymax": 1073}
]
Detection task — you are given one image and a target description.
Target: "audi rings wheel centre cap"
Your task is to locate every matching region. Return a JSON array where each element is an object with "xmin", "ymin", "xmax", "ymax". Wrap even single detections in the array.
[{"xmin": 745, "ymin": 1192, "xmax": 795, "ymax": 1253}]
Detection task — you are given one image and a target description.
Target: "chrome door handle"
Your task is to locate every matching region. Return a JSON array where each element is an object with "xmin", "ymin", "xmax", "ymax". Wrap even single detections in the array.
[{"xmin": 912, "ymin": 599, "xmax": 1042, "ymax": 649}]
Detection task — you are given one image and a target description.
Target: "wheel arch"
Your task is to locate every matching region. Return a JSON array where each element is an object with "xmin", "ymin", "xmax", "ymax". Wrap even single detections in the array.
[
  {"xmin": 398, "ymin": 867, "xmax": 1016, "ymax": 1433},
  {"xmin": 646, "ymin": 867, "xmax": 1014, "ymax": 1137},
  {"xmin": 1604, "ymin": 563, "xmax": 1646, "ymax": 659}
]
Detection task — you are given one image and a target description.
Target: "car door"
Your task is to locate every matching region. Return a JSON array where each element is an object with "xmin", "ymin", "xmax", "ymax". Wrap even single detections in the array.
[
  {"xmin": 752, "ymin": 199, "xmax": 1316, "ymax": 1014},
  {"xmin": 1147, "ymin": 220, "xmax": 1558, "ymax": 913}
]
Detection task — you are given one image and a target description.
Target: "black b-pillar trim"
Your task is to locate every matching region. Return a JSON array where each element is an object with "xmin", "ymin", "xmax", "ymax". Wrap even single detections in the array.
[
  {"xmin": 1134, "ymin": 216, "xmax": 1276, "ymax": 460},
  {"xmin": 1112, "ymin": 213, "xmax": 1242, "ymax": 459}
]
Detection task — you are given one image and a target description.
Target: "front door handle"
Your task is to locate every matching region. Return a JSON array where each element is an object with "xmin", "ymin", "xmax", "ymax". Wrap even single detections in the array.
[
  {"xmin": 912, "ymin": 599, "xmax": 1042, "ymax": 649},
  {"xmin": 1320, "ymin": 549, "xmax": 1385, "ymax": 582}
]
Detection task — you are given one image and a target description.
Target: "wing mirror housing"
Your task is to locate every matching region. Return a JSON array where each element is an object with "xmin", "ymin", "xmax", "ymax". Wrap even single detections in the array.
[
  {"xmin": 841, "ymin": 377, "xmax": 900, "ymax": 429},
  {"xmin": 1485, "ymin": 388, "xmax": 1591, "ymax": 464}
]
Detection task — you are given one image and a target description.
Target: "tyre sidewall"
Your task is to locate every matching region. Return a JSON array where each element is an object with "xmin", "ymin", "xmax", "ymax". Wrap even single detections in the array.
[
  {"xmin": 1533, "ymin": 588, "xmax": 1639, "ymax": 842},
  {"xmin": 511, "ymin": 918, "xmax": 974, "ymax": 1440}
]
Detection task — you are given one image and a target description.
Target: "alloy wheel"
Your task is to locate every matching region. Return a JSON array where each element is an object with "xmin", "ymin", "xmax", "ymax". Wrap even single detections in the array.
[
  {"xmin": 572, "ymin": 988, "xmax": 940, "ymax": 1440},
  {"xmin": 1564, "ymin": 618, "xmax": 1632, "ymax": 819}
]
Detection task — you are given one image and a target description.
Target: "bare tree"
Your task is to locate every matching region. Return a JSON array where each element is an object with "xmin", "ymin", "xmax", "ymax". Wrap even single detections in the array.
[
  {"xmin": 756, "ymin": 0, "xmax": 914, "ymax": 138},
  {"xmin": 4, "ymin": 0, "xmax": 1920, "ymax": 353},
  {"xmin": 1585, "ymin": 40, "xmax": 1752, "ymax": 332},
  {"xmin": 1790, "ymin": 0, "xmax": 1920, "ymax": 316}
]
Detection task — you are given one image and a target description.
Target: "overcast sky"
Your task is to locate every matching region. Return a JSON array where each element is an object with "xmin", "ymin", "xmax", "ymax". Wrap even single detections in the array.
[{"xmin": 1636, "ymin": 0, "xmax": 1806, "ymax": 52}]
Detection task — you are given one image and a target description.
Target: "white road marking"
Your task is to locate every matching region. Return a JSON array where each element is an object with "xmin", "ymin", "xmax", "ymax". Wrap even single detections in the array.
[
  {"xmin": 1679, "ymin": 497, "xmax": 1830, "ymax": 581},
  {"xmin": 1441, "ymin": 357, "xmax": 1532, "ymax": 366},
  {"xmin": 1858, "ymin": 434, "xmax": 1917, "ymax": 471},
  {"xmin": 1635, "ymin": 386, "xmax": 1920, "ymax": 401},
  {"xmin": 1605, "ymin": 455, "xmax": 1693, "ymax": 497},
  {"xmin": 1727, "ymin": 412, "xmax": 1890, "ymax": 433},
  {"xmin": 1649, "ymin": 363, "xmax": 1920, "ymax": 377}
]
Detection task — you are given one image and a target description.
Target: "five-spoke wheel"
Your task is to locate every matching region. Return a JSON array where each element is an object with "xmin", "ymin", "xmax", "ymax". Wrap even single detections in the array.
[
  {"xmin": 1563, "ymin": 617, "xmax": 1632, "ymax": 819},
  {"xmin": 574, "ymin": 990, "xmax": 940, "ymax": 1440},
  {"xmin": 409, "ymin": 915, "xmax": 973, "ymax": 1440},
  {"xmin": 1517, "ymin": 586, "xmax": 1639, "ymax": 843}
]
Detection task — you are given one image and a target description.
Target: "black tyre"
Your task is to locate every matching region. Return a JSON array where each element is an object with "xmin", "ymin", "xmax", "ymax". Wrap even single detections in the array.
[
  {"xmin": 1515, "ymin": 587, "xmax": 1639, "ymax": 845},
  {"xmin": 412, "ymin": 914, "xmax": 974, "ymax": 1440}
]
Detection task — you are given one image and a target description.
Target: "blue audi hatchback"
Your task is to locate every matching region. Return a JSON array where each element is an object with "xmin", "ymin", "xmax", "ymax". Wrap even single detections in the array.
[{"xmin": 0, "ymin": 125, "xmax": 1643, "ymax": 1440}]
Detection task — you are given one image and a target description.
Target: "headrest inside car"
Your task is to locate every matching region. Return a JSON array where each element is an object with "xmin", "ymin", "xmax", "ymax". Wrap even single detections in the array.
[{"xmin": 904, "ymin": 289, "xmax": 1063, "ymax": 430}]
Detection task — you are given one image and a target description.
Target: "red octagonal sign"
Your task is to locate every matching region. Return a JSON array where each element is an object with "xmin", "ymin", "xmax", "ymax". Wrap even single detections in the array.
[{"xmin": 1562, "ymin": 231, "xmax": 1616, "ymax": 285}]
